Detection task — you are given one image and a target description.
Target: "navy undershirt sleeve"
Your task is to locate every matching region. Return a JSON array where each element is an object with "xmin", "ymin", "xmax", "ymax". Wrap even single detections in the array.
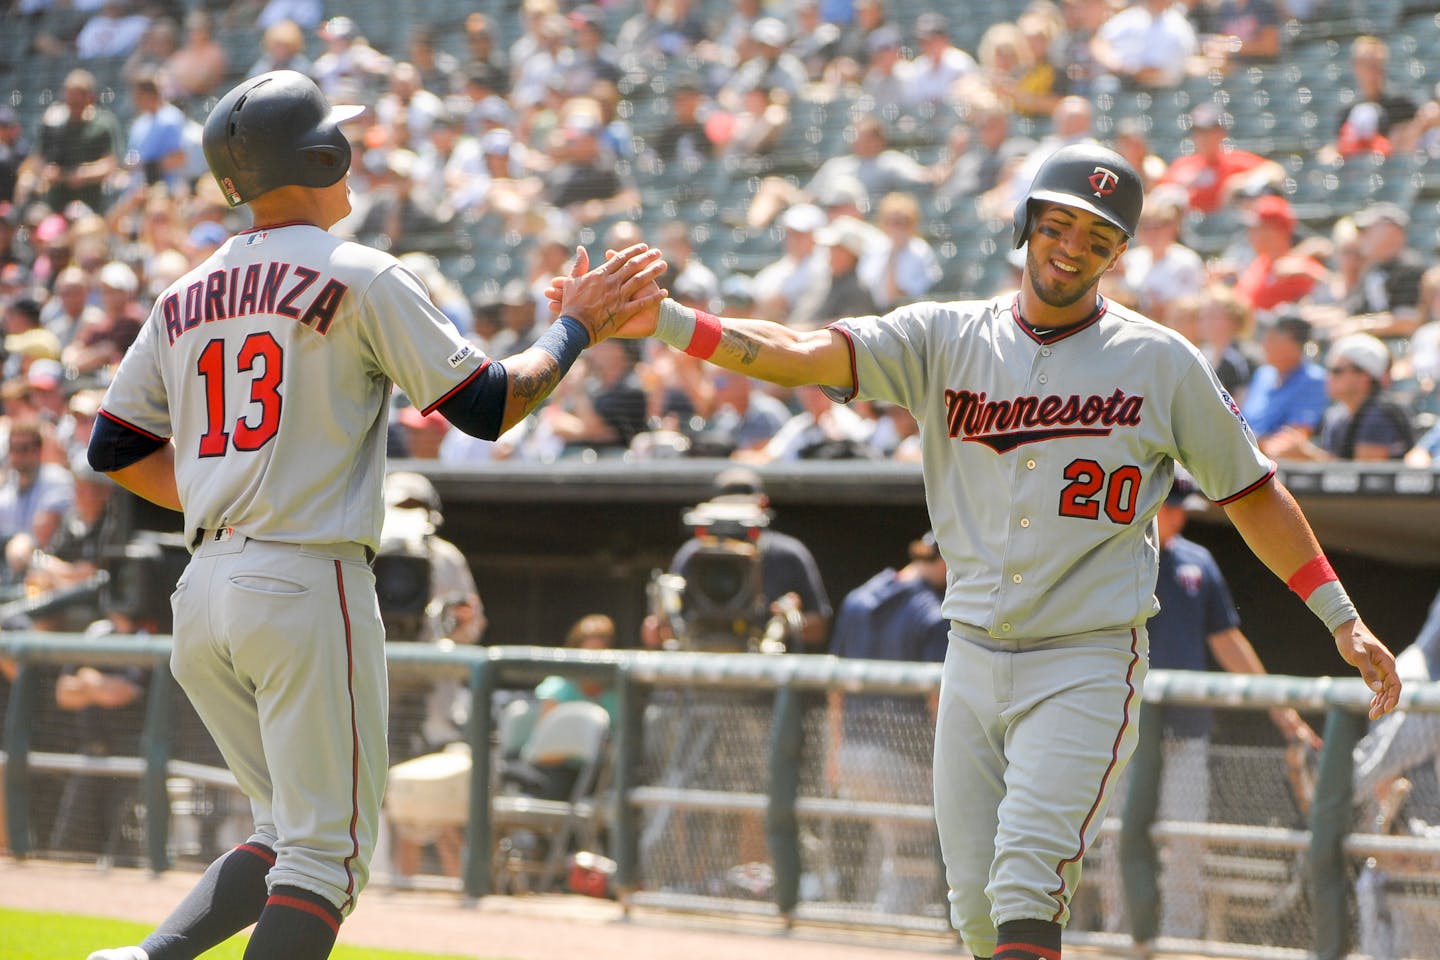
[
  {"xmin": 88, "ymin": 413, "xmax": 167, "ymax": 472},
  {"xmin": 437, "ymin": 360, "xmax": 509, "ymax": 441}
]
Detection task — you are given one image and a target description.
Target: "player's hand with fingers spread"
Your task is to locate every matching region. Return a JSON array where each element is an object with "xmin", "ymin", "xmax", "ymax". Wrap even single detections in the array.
[
  {"xmin": 554, "ymin": 244, "xmax": 668, "ymax": 344},
  {"xmin": 1333, "ymin": 617, "xmax": 1402, "ymax": 719},
  {"xmin": 547, "ymin": 246, "xmax": 667, "ymax": 339}
]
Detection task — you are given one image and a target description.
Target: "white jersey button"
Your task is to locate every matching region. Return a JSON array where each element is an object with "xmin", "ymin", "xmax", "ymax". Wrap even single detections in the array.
[
  {"xmin": 1000, "ymin": 622, "xmax": 1012, "ymax": 632},
  {"xmin": 1026, "ymin": 459, "xmax": 1037, "ymax": 470},
  {"xmin": 1041, "ymin": 348, "xmax": 1052, "ymax": 357},
  {"xmin": 1038, "ymin": 374, "xmax": 1048, "ymax": 384},
  {"xmin": 1012, "ymin": 573, "xmax": 1023, "ymax": 583},
  {"xmin": 1020, "ymin": 518, "xmax": 1030, "ymax": 528}
]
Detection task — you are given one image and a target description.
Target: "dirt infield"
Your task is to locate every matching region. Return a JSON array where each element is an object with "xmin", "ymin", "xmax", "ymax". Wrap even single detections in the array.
[
  {"xmin": 1, "ymin": 858, "xmax": 1242, "ymax": 960},
  {"xmin": 1, "ymin": 858, "xmax": 961, "ymax": 960}
]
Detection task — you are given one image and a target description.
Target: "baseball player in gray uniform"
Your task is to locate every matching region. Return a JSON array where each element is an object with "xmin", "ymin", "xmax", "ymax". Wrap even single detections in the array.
[
  {"xmin": 555, "ymin": 143, "xmax": 1402, "ymax": 960},
  {"xmin": 84, "ymin": 71, "xmax": 664, "ymax": 960}
]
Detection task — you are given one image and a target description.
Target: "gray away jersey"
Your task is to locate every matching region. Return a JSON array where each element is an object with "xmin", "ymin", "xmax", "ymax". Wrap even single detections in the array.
[
  {"xmin": 100, "ymin": 224, "xmax": 485, "ymax": 553},
  {"xmin": 829, "ymin": 296, "xmax": 1274, "ymax": 639}
]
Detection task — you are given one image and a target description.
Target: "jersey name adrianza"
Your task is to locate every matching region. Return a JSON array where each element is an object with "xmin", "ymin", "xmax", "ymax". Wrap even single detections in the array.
[
  {"xmin": 161, "ymin": 261, "xmax": 349, "ymax": 344},
  {"xmin": 945, "ymin": 387, "xmax": 1144, "ymax": 451}
]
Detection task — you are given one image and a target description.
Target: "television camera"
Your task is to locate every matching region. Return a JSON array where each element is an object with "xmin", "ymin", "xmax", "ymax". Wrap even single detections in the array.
[{"xmin": 647, "ymin": 497, "xmax": 801, "ymax": 653}]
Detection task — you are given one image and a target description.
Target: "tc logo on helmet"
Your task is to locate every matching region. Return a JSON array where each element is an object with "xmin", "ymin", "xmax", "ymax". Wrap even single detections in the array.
[{"xmin": 1088, "ymin": 167, "xmax": 1119, "ymax": 198}]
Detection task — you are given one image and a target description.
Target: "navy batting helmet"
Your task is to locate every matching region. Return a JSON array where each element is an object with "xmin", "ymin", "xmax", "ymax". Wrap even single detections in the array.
[
  {"xmin": 1012, "ymin": 143, "xmax": 1144, "ymax": 250},
  {"xmin": 202, "ymin": 71, "xmax": 365, "ymax": 207}
]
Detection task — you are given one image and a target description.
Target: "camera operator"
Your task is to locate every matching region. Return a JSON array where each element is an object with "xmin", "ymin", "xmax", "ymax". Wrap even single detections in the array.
[
  {"xmin": 377, "ymin": 471, "xmax": 485, "ymax": 884},
  {"xmin": 642, "ymin": 467, "xmax": 832, "ymax": 653}
]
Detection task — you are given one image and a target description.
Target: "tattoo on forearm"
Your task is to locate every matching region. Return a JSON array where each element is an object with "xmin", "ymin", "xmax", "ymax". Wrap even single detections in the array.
[
  {"xmin": 719, "ymin": 330, "xmax": 762, "ymax": 365},
  {"xmin": 511, "ymin": 357, "xmax": 561, "ymax": 416}
]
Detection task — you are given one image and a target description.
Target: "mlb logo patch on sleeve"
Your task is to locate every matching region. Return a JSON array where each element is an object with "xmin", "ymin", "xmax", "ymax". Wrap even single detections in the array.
[{"xmin": 447, "ymin": 344, "xmax": 475, "ymax": 368}]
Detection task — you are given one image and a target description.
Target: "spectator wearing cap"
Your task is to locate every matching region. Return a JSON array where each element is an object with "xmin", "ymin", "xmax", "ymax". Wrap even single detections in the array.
[
  {"xmin": 4, "ymin": 296, "xmax": 61, "ymax": 380},
  {"xmin": 20, "ymin": 450, "xmax": 125, "ymax": 599},
  {"xmin": 752, "ymin": 203, "xmax": 831, "ymax": 329},
  {"xmin": 247, "ymin": 18, "xmax": 311, "ymax": 79},
  {"xmin": 1266, "ymin": 333, "xmax": 1414, "ymax": 461},
  {"xmin": 1090, "ymin": 0, "xmax": 1198, "ymax": 90},
  {"xmin": 16, "ymin": 69, "xmax": 123, "ymax": 215},
  {"xmin": 393, "ymin": 401, "xmax": 452, "ymax": 460},
  {"xmin": 511, "ymin": 13, "xmax": 576, "ymax": 111},
  {"xmin": 312, "ymin": 15, "xmax": 393, "ymax": 103},
  {"xmin": 1338, "ymin": 202, "xmax": 1428, "ymax": 340},
  {"xmin": 415, "ymin": 111, "xmax": 485, "ymax": 217},
  {"xmin": 1055, "ymin": 0, "xmax": 1113, "ymax": 99},
  {"xmin": 124, "ymin": 70, "xmax": 189, "ymax": 190},
  {"xmin": 720, "ymin": 17, "xmax": 811, "ymax": 110},
  {"xmin": 61, "ymin": 260, "xmax": 143, "ymax": 376},
  {"xmin": 73, "ymin": 0, "xmax": 151, "ymax": 61},
  {"xmin": 1154, "ymin": 102, "xmax": 1284, "ymax": 215},
  {"xmin": 715, "ymin": 82, "xmax": 790, "ymax": 167},
  {"xmin": 1120, "ymin": 188, "xmax": 1206, "ymax": 327},
  {"xmin": 184, "ymin": 221, "xmax": 228, "ymax": 264},
  {"xmin": 1232, "ymin": 195, "xmax": 1326, "ymax": 313},
  {"xmin": 406, "ymin": 25, "xmax": 464, "ymax": 98},
  {"xmin": 1240, "ymin": 313, "xmax": 1330, "ymax": 456},
  {"xmin": 0, "ymin": 103, "xmax": 31, "ymax": 207},
  {"xmin": 857, "ymin": 24, "xmax": 908, "ymax": 106},
  {"xmin": 815, "ymin": 215, "xmax": 880, "ymax": 323},
  {"xmin": 898, "ymin": 12, "xmax": 978, "ymax": 108},
  {"xmin": 858, "ymin": 191, "xmax": 941, "ymax": 311},
  {"xmin": 25, "ymin": 359, "xmax": 68, "ymax": 422},
  {"xmin": 1319, "ymin": 36, "xmax": 1420, "ymax": 164},
  {"xmin": 836, "ymin": 0, "xmax": 897, "ymax": 68},
  {"xmin": 697, "ymin": 369, "xmax": 794, "ymax": 456}
]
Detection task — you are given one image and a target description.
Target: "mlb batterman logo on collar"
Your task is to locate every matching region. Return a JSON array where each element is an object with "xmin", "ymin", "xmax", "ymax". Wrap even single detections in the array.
[{"xmin": 1012, "ymin": 143, "xmax": 1144, "ymax": 249}]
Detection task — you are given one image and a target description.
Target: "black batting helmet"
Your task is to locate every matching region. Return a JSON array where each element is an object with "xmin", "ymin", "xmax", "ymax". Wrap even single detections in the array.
[
  {"xmin": 202, "ymin": 71, "xmax": 365, "ymax": 208},
  {"xmin": 1012, "ymin": 143, "xmax": 1144, "ymax": 249}
]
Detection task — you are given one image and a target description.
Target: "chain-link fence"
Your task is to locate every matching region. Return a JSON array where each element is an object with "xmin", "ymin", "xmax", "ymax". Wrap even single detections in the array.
[{"xmin": 3, "ymin": 637, "xmax": 1439, "ymax": 959}]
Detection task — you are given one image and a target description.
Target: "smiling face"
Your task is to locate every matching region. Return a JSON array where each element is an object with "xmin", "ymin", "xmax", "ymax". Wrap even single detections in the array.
[{"xmin": 1022, "ymin": 201, "xmax": 1127, "ymax": 323}]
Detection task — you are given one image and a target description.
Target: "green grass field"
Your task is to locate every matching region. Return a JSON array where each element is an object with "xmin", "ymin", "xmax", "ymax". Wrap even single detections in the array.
[{"xmin": 1, "ymin": 908, "xmax": 476, "ymax": 960}]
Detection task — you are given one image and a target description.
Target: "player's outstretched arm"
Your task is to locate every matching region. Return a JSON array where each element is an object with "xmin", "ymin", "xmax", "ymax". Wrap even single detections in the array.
[
  {"xmin": 494, "ymin": 244, "xmax": 668, "ymax": 433},
  {"xmin": 546, "ymin": 257, "xmax": 853, "ymax": 390},
  {"xmin": 1223, "ymin": 477, "xmax": 1401, "ymax": 719}
]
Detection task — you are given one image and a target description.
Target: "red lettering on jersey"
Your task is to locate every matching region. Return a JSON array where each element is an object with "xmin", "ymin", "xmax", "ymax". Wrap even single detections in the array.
[
  {"xmin": 257, "ymin": 262, "xmax": 289, "ymax": 313},
  {"xmin": 163, "ymin": 293, "xmax": 183, "ymax": 345},
  {"xmin": 301, "ymin": 278, "xmax": 348, "ymax": 334},
  {"xmin": 238, "ymin": 264, "xmax": 261, "ymax": 315},
  {"xmin": 205, "ymin": 270, "xmax": 227, "ymax": 323},
  {"xmin": 183, "ymin": 281, "xmax": 204, "ymax": 332},
  {"xmin": 944, "ymin": 387, "xmax": 1144, "ymax": 453},
  {"xmin": 277, "ymin": 266, "xmax": 319, "ymax": 319}
]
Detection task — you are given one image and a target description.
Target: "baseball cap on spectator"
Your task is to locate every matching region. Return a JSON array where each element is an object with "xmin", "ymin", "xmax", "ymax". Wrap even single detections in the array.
[
  {"xmin": 98, "ymin": 260, "xmax": 139, "ymax": 293},
  {"xmin": 569, "ymin": 4, "xmax": 603, "ymax": 30},
  {"xmin": 751, "ymin": 17, "xmax": 790, "ymax": 48},
  {"xmin": 816, "ymin": 216, "xmax": 872, "ymax": 257},
  {"xmin": 4, "ymin": 328, "xmax": 62, "ymax": 362},
  {"xmin": 1325, "ymin": 332, "xmax": 1391, "ymax": 382},
  {"xmin": 480, "ymin": 129, "xmax": 514, "ymax": 156},
  {"xmin": 384, "ymin": 470, "xmax": 441, "ymax": 510},
  {"xmin": 867, "ymin": 25, "xmax": 902, "ymax": 54},
  {"xmin": 817, "ymin": 174, "xmax": 868, "ymax": 210},
  {"xmin": 69, "ymin": 388, "xmax": 104, "ymax": 419},
  {"xmin": 1353, "ymin": 201, "xmax": 1409, "ymax": 230},
  {"xmin": 721, "ymin": 273, "xmax": 755, "ymax": 310},
  {"xmin": 34, "ymin": 214, "xmax": 68, "ymax": 245},
  {"xmin": 396, "ymin": 402, "xmax": 450, "ymax": 434},
  {"xmin": 1243, "ymin": 195, "xmax": 1296, "ymax": 232},
  {"xmin": 713, "ymin": 466, "xmax": 765, "ymax": 498},
  {"xmin": 915, "ymin": 12, "xmax": 950, "ymax": 38},
  {"xmin": 779, "ymin": 203, "xmax": 827, "ymax": 233},
  {"xmin": 27, "ymin": 358, "xmax": 63, "ymax": 392},
  {"xmin": 320, "ymin": 16, "xmax": 357, "ymax": 41},
  {"xmin": 476, "ymin": 96, "xmax": 516, "ymax": 127},
  {"xmin": 1189, "ymin": 101, "xmax": 1225, "ymax": 131}
]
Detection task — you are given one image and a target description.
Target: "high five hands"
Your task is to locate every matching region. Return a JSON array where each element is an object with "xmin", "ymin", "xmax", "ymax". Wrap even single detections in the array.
[{"xmin": 550, "ymin": 245, "xmax": 667, "ymax": 341}]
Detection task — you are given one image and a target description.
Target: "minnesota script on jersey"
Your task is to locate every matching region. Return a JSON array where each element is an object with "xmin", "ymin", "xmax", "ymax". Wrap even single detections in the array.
[
  {"xmin": 827, "ymin": 295, "xmax": 1274, "ymax": 638},
  {"xmin": 100, "ymin": 224, "xmax": 485, "ymax": 552}
]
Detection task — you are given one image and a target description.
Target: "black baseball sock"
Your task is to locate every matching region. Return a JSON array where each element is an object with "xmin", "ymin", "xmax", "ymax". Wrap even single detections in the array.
[
  {"xmin": 993, "ymin": 918, "xmax": 1062, "ymax": 960},
  {"xmin": 241, "ymin": 884, "xmax": 343, "ymax": 960},
  {"xmin": 140, "ymin": 843, "xmax": 274, "ymax": 960}
]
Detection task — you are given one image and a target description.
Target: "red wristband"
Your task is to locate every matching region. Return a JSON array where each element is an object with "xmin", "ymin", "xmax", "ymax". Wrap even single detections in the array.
[
  {"xmin": 1286, "ymin": 555, "xmax": 1337, "ymax": 600},
  {"xmin": 685, "ymin": 310, "xmax": 723, "ymax": 360}
]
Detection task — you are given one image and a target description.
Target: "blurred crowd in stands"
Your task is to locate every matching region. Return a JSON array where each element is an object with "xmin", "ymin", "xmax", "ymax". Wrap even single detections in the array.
[{"xmin": 0, "ymin": 0, "xmax": 1438, "ymax": 586}]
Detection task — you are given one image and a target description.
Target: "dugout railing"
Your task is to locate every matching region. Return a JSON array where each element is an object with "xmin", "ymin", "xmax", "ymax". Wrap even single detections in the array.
[{"xmin": 2, "ymin": 635, "xmax": 1438, "ymax": 960}]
